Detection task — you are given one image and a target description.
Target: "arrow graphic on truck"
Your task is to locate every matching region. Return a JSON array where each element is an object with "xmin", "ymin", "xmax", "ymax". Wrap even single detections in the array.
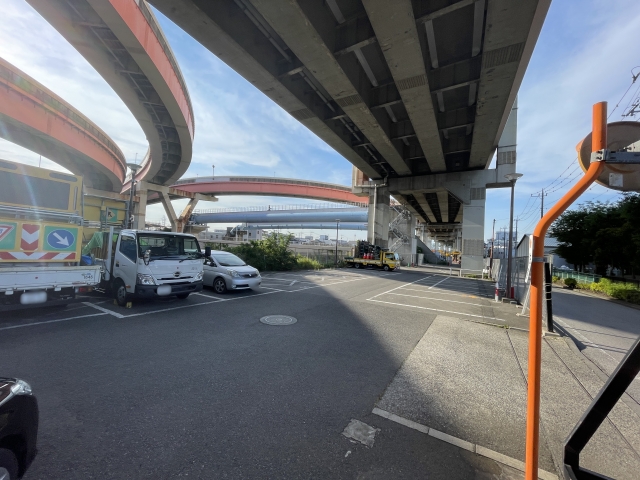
[{"xmin": 52, "ymin": 232, "xmax": 70, "ymax": 247}]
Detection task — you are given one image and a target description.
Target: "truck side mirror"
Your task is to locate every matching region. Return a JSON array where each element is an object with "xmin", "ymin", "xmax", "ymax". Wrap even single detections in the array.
[
  {"xmin": 204, "ymin": 246, "xmax": 211, "ymax": 258},
  {"xmin": 143, "ymin": 249, "xmax": 150, "ymax": 265}
]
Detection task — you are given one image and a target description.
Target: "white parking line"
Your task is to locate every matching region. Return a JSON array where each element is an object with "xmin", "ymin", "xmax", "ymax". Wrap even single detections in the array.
[
  {"xmin": 399, "ymin": 287, "xmax": 488, "ymax": 299},
  {"xmin": 191, "ymin": 292, "xmax": 225, "ymax": 300},
  {"xmin": 428, "ymin": 277, "xmax": 449, "ymax": 289},
  {"xmin": 384, "ymin": 292, "xmax": 488, "ymax": 307},
  {"xmin": 368, "ymin": 275, "xmax": 432, "ymax": 301},
  {"xmin": 83, "ymin": 301, "xmax": 126, "ymax": 318},
  {"xmin": 368, "ymin": 298, "xmax": 508, "ymax": 323},
  {"xmin": 0, "ymin": 312, "xmax": 107, "ymax": 331},
  {"xmin": 259, "ymin": 286, "xmax": 287, "ymax": 292}
]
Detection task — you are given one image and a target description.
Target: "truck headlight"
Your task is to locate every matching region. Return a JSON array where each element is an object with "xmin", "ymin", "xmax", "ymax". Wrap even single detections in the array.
[
  {"xmin": 227, "ymin": 269, "xmax": 240, "ymax": 277},
  {"xmin": 136, "ymin": 274, "xmax": 156, "ymax": 285},
  {"xmin": 195, "ymin": 271, "xmax": 204, "ymax": 281}
]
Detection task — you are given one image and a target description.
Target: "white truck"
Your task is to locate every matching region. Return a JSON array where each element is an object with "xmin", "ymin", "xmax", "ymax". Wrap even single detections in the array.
[
  {"xmin": 92, "ymin": 228, "xmax": 206, "ymax": 306},
  {"xmin": 0, "ymin": 160, "xmax": 101, "ymax": 311}
]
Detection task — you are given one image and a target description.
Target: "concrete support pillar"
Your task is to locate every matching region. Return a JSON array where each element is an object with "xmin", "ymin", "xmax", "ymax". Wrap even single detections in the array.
[
  {"xmin": 160, "ymin": 193, "xmax": 178, "ymax": 232},
  {"xmin": 367, "ymin": 185, "xmax": 390, "ymax": 248},
  {"xmin": 134, "ymin": 186, "xmax": 147, "ymax": 230},
  {"xmin": 461, "ymin": 198, "xmax": 485, "ymax": 272},
  {"xmin": 177, "ymin": 198, "xmax": 199, "ymax": 233}
]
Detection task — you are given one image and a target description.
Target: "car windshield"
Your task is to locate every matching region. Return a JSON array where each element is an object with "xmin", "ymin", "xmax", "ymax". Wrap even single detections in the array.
[
  {"xmin": 212, "ymin": 252, "xmax": 246, "ymax": 267},
  {"xmin": 138, "ymin": 234, "xmax": 201, "ymax": 260}
]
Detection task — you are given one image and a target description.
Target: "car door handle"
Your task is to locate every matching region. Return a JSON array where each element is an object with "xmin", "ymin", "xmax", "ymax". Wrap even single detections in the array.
[{"xmin": 115, "ymin": 261, "xmax": 120, "ymax": 267}]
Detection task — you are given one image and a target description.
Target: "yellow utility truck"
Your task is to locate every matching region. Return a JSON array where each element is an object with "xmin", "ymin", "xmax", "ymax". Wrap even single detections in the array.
[{"xmin": 345, "ymin": 240, "xmax": 399, "ymax": 271}]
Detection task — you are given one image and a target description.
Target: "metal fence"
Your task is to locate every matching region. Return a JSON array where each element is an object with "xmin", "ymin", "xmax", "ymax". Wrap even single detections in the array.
[{"xmin": 552, "ymin": 268, "xmax": 602, "ymax": 283}]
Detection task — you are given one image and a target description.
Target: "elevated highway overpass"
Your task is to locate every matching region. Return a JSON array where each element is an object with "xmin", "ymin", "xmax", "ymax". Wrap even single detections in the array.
[
  {"xmin": 169, "ymin": 176, "xmax": 367, "ymax": 204},
  {"xmin": 0, "ymin": 58, "xmax": 127, "ymax": 191},
  {"xmin": 147, "ymin": 0, "xmax": 551, "ymax": 269},
  {"xmin": 26, "ymin": 0, "xmax": 195, "ymax": 188}
]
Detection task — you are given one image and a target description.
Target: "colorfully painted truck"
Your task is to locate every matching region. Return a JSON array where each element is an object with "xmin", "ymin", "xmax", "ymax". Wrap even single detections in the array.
[{"xmin": 0, "ymin": 159, "xmax": 101, "ymax": 310}]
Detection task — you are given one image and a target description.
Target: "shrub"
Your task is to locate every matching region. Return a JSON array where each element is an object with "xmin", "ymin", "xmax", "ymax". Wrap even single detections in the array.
[
  {"xmin": 576, "ymin": 282, "xmax": 590, "ymax": 290},
  {"xmin": 564, "ymin": 278, "xmax": 577, "ymax": 289},
  {"xmin": 552, "ymin": 275, "xmax": 561, "ymax": 283},
  {"xmin": 294, "ymin": 256, "xmax": 323, "ymax": 270},
  {"xmin": 225, "ymin": 232, "xmax": 297, "ymax": 271}
]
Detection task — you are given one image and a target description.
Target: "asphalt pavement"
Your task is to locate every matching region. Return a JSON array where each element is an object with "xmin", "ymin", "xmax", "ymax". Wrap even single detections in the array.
[{"xmin": 2, "ymin": 269, "xmax": 638, "ymax": 479}]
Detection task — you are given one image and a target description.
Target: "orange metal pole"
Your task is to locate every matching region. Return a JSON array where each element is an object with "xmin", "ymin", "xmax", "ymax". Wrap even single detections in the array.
[{"xmin": 524, "ymin": 102, "xmax": 607, "ymax": 479}]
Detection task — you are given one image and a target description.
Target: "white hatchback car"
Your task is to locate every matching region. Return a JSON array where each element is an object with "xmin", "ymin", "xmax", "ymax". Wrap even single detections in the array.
[{"xmin": 203, "ymin": 250, "xmax": 261, "ymax": 293}]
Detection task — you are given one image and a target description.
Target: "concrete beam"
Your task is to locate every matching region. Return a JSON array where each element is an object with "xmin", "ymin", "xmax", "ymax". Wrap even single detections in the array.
[
  {"xmin": 177, "ymin": 198, "xmax": 199, "ymax": 233},
  {"xmin": 248, "ymin": 0, "xmax": 411, "ymax": 176},
  {"xmin": 148, "ymin": 0, "xmax": 382, "ymax": 180},
  {"xmin": 415, "ymin": 0, "xmax": 476, "ymax": 25},
  {"xmin": 362, "ymin": 0, "xmax": 446, "ymax": 173},
  {"xmin": 415, "ymin": 196, "xmax": 438, "ymax": 223},
  {"xmin": 159, "ymin": 192, "xmax": 178, "ymax": 231},
  {"xmin": 436, "ymin": 191, "xmax": 449, "ymax": 223},
  {"xmin": 469, "ymin": 0, "xmax": 550, "ymax": 168}
]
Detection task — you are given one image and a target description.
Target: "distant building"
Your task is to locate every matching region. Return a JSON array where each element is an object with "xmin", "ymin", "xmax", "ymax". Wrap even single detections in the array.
[{"xmin": 319, "ymin": 235, "xmax": 329, "ymax": 241}]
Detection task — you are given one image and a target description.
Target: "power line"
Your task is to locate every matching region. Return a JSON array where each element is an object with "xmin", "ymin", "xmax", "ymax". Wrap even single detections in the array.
[{"xmin": 610, "ymin": 66, "xmax": 640, "ymax": 119}]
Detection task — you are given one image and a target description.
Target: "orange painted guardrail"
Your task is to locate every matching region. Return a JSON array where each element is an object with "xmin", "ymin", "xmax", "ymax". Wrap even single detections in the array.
[{"xmin": 524, "ymin": 102, "xmax": 607, "ymax": 479}]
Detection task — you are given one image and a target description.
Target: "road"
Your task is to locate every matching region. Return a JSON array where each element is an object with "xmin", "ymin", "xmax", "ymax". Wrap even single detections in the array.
[
  {"xmin": 0, "ymin": 269, "xmax": 535, "ymax": 480},
  {"xmin": 551, "ymin": 287, "xmax": 640, "ymax": 405}
]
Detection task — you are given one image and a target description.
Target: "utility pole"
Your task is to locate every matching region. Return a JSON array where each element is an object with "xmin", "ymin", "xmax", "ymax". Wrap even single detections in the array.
[
  {"xmin": 491, "ymin": 219, "xmax": 496, "ymax": 259},
  {"xmin": 531, "ymin": 189, "xmax": 548, "ymax": 219}
]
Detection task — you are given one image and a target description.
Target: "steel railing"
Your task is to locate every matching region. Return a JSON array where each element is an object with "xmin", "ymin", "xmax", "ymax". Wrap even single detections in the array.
[{"xmin": 193, "ymin": 203, "xmax": 368, "ymax": 214}]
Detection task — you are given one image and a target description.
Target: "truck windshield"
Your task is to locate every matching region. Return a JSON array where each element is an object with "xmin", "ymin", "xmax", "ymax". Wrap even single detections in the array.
[{"xmin": 137, "ymin": 234, "xmax": 201, "ymax": 260}]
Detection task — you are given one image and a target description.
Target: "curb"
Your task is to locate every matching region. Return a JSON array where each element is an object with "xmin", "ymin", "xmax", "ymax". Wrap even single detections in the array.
[{"xmin": 372, "ymin": 407, "xmax": 558, "ymax": 480}]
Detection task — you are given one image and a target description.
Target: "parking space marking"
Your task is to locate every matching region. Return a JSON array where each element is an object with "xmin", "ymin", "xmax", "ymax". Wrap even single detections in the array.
[
  {"xmin": 399, "ymin": 287, "xmax": 486, "ymax": 299},
  {"xmin": 367, "ymin": 275, "xmax": 432, "ymax": 301},
  {"xmin": 384, "ymin": 292, "xmax": 488, "ymax": 307},
  {"xmin": 0, "ymin": 312, "xmax": 107, "ymax": 331},
  {"xmin": 4, "ymin": 271, "xmax": 409, "ymax": 331},
  {"xmin": 259, "ymin": 286, "xmax": 287, "ymax": 292},
  {"xmin": 83, "ymin": 301, "xmax": 126, "ymax": 318},
  {"xmin": 192, "ymin": 292, "xmax": 225, "ymax": 300},
  {"xmin": 368, "ymin": 298, "xmax": 508, "ymax": 323},
  {"xmin": 428, "ymin": 277, "xmax": 449, "ymax": 289}
]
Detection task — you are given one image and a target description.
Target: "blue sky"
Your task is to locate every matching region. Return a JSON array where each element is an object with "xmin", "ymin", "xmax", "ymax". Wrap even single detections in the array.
[{"xmin": 0, "ymin": 0, "xmax": 639, "ymax": 241}]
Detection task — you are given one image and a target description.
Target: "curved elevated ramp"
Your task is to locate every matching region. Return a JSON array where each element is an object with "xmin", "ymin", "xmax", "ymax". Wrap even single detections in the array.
[
  {"xmin": 171, "ymin": 176, "xmax": 367, "ymax": 204},
  {"xmin": 27, "ymin": 0, "xmax": 194, "ymax": 188},
  {"xmin": 0, "ymin": 58, "xmax": 126, "ymax": 191}
]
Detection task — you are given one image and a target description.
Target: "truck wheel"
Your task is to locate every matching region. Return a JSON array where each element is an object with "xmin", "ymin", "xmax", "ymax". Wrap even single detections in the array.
[
  {"xmin": 176, "ymin": 293, "xmax": 190, "ymax": 300},
  {"xmin": 114, "ymin": 279, "xmax": 128, "ymax": 307},
  {"xmin": 0, "ymin": 448, "xmax": 19, "ymax": 480},
  {"xmin": 355, "ymin": 263, "xmax": 361, "ymax": 269},
  {"xmin": 213, "ymin": 277, "xmax": 227, "ymax": 294},
  {"xmin": 383, "ymin": 265, "xmax": 390, "ymax": 271}
]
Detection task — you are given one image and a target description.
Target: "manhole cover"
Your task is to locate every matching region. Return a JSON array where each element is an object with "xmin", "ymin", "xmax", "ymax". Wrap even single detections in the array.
[{"xmin": 260, "ymin": 315, "xmax": 297, "ymax": 326}]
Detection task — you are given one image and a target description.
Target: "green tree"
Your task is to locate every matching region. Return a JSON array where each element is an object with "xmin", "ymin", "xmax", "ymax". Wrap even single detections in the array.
[
  {"xmin": 549, "ymin": 208, "xmax": 593, "ymax": 271},
  {"xmin": 225, "ymin": 232, "xmax": 297, "ymax": 271}
]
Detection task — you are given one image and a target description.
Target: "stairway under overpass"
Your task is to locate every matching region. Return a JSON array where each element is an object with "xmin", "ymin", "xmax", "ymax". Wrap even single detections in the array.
[
  {"xmin": 146, "ymin": 0, "xmax": 550, "ymax": 269},
  {"xmin": 26, "ymin": 0, "xmax": 195, "ymax": 189}
]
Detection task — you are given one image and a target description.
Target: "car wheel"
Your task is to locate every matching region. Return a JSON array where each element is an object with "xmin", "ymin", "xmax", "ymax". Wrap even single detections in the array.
[
  {"xmin": 383, "ymin": 265, "xmax": 390, "ymax": 271},
  {"xmin": 355, "ymin": 263, "xmax": 361, "ymax": 269},
  {"xmin": 213, "ymin": 277, "xmax": 227, "ymax": 294},
  {"xmin": 114, "ymin": 279, "xmax": 128, "ymax": 307},
  {"xmin": 0, "ymin": 448, "xmax": 19, "ymax": 480},
  {"xmin": 176, "ymin": 293, "xmax": 190, "ymax": 300}
]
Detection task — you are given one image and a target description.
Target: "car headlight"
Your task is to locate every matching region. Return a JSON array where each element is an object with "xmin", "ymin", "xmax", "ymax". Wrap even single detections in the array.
[
  {"xmin": 195, "ymin": 271, "xmax": 204, "ymax": 281},
  {"xmin": 227, "ymin": 269, "xmax": 240, "ymax": 277},
  {"xmin": 136, "ymin": 274, "xmax": 156, "ymax": 285},
  {"xmin": 10, "ymin": 379, "xmax": 32, "ymax": 396},
  {"xmin": 255, "ymin": 270, "xmax": 261, "ymax": 277}
]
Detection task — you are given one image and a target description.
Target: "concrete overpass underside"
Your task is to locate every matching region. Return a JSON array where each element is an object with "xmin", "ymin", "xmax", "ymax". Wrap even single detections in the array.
[
  {"xmin": 0, "ymin": 58, "xmax": 127, "ymax": 192},
  {"xmin": 148, "ymin": 0, "xmax": 550, "ymax": 269},
  {"xmin": 27, "ymin": 0, "xmax": 195, "ymax": 189}
]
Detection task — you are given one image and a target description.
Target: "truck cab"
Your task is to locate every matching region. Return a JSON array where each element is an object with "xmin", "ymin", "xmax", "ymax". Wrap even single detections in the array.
[{"xmin": 106, "ymin": 230, "xmax": 204, "ymax": 305}]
